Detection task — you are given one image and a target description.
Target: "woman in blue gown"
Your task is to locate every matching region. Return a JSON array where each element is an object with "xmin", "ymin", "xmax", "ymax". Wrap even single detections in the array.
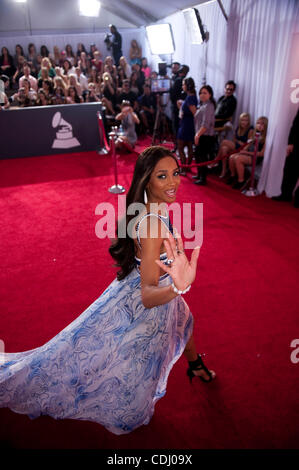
[
  {"xmin": 0, "ymin": 146, "xmax": 215, "ymax": 435},
  {"xmin": 177, "ymin": 77, "xmax": 198, "ymax": 176}
]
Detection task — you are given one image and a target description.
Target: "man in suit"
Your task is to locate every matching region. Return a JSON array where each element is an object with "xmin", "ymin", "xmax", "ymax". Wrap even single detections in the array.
[{"xmin": 272, "ymin": 108, "xmax": 299, "ymax": 208}]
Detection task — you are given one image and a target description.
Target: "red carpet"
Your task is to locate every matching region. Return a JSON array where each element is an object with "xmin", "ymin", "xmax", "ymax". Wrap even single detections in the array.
[{"xmin": 0, "ymin": 137, "xmax": 299, "ymax": 449}]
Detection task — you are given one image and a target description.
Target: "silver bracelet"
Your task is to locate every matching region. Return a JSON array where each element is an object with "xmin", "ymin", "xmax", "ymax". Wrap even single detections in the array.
[{"xmin": 171, "ymin": 282, "xmax": 191, "ymax": 295}]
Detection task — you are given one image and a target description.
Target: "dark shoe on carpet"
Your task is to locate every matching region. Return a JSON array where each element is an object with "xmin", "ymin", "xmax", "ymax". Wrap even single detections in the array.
[
  {"xmin": 225, "ymin": 176, "xmax": 236, "ymax": 185},
  {"xmin": 272, "ymin": 195, "xmax": 292, "ymax": 202},
  {"xmin": 232, "ymin": 180, "xmax": 245, "ymax": 190},
  {"xmin": 194, "ymin": 177, "xmax": 207, "ymax": 185},
  {"xmin": 192, "ymin": 174, "xmax": 199, "ymax": 179}
]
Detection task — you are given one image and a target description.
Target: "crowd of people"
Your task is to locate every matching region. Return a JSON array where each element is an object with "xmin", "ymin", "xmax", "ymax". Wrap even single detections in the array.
[{"xmin": 0, "ymin": 35, "xmax": 272, "ymax": 192}]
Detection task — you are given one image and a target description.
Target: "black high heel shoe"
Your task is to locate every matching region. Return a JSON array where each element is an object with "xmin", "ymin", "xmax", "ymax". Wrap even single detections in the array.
[{"xmin": 187, "ymin": 354, "xmax": 216, "ymax": 383}]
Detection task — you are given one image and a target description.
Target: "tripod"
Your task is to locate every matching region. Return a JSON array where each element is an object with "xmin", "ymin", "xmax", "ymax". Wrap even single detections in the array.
[{"xmin": 151, "ymin": 94, "xmax": 174, "ymax": 146}]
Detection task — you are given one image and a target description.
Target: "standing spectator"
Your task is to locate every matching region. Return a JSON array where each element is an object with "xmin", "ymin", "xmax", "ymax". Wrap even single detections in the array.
[
  {"xmin": 12, "ymin": 55, "xmax": 26, "ymax": 89},
  {"xmin": 91, "ymin": 50, "xmax": 103, "ymax": 75},
  {"xmin": 108, "ymin": 24, "xmax": 123, "ymax": 66},
  {"xmin": 13, "ymin": 44, "xmax": 25, "ymax": 68},
  {"xmin": 76, "ymin": 43, "xmax": 87, "ymax": 61},
  {"xmin": 101, "ymin": 71, "xmax": 116, "ymax": 115},
  {"xmin": 141, "ymin": 57, "xmax": 151, "ymax": 79},
  {"xmin": 129, "ymin": 40, "xmax": 142, "ymax": 65},
  {"xmin": 169, "ymin": 64, "xmax": 189, "ymax": 152},
  {"xmin": 40, "ymin": 45, "xmax": 50, "ymax": 58},
  {"xmin": 272, "ymin": 108, "xmax": 299, "ymax": 207},
  {"xmin": 65, "ymin": 44, "xmax": 76, "ymax": 66},
  {"xmin": 19, "ymin": 63, "xmax": 38, "ymax": 91},
  {"xmin": 193, "ymin": 85, "xmax": 216, "ymax": 185},
  {"xmin": 214, "ymin": 80, "xmax": 237, "ymax": 129},
  {"xmin": 26, "ymin": 43, "xmax": 39, "ymax": 76},
  {"xmin": 88, "ymin": 66, "xmax": 101, "ymax": 94},
  {"xmin": 89, "ymin": 44, "xmax": 97, "ymax": 60},
  {"xmin": 50, "ymin": 46, "xmax": 61, "ymax": 67},
  {"xmin": 177, "ymin": 77, "xmax": 197, "ymax": 175},
  {"xmin": 78, "ymin": 51, "xmax": 90, "ymax": 76},
  {"xmin": 171, "ymin": 62, "xmax": 181, "ymax": 81},
  {"xmin": 137, "ymin": 84, "xmax": 156, "ymax": 133},
  {"xmin": 132, "ymin": 63, "xmax": 145, "ymax": 95},
  {"xmin": 0, "ymin": 47, "xmax": 15, "ymax": 83}
]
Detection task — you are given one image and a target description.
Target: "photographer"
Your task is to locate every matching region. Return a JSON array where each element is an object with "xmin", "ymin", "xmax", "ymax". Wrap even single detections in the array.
[
  {"xmin": 105, "ymin": 25, "xmax": 123, "ymax": 66},
  {"xmin": 115, "ymin": 100, "xmax": 140, "ymax": 151}
]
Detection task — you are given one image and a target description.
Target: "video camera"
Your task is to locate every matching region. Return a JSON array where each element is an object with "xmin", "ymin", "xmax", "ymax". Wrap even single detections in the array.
[{"xmin": 104, "ymin": 34, "xmax": 112, "ymax": 49}]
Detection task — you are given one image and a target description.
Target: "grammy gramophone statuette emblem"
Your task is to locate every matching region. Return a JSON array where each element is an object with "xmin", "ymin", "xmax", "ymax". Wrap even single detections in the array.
[{"xmin": 51, "ymin": 111, "xmax": 80, "ymax": 149}]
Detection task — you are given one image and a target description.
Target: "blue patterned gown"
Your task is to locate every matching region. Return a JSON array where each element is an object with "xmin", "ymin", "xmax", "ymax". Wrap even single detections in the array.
[{"xmin": 0, "ymin": 213, "xmax": 193, "ymax": 435}]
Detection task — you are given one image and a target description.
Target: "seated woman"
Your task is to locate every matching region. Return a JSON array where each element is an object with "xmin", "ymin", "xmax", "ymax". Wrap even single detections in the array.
[
  {"xmin": 68, "ymin": 73, "xmax": 82, "ymax": 97},
  {"xmin": 227, "ymin": 116, "xmax": 268, "ymax": 189},
  {"xmin": 115, "ymin": 100, "xmax": 140, "ymax": 151},
  {"xmin": 217, "ymin": 112, "xmax": 254, "ymax": 178},
  {"xmin": 35, "ymin": 88, "xmax": 51, "ymax": 106},
  {"xmin": 38, "ymin": 57, "xmax": 56, "ymax": 79},
  {"xmin": 118, "ymin": 56, "xmax": 131, "ymax": 79},
  {"xmin": 66, "ymin": 85, "xmax": 83, "ymax": 104}
]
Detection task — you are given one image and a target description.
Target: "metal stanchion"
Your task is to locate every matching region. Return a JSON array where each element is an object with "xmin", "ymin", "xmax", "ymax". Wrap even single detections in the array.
[
  {"xmin": 242, "ymin": 132, "xmax": 261, "ymax": 197},
  {"xmin": 108, "ymin": 129, "xmax": 126, "ymax": 194},
  {"xmin": 97, "ymin": 111, "xmax": 110, "ymax": 155}
]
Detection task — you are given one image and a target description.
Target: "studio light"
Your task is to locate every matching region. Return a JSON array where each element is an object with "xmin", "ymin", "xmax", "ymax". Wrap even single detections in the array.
[
  {"xmin": 146, "ymin": 24, "xmax": 175, "ymax": 55},
  {"xmin": 79, "ymin": 0, "xmax": 101, "ymax": 17},
  {"xmin": 183, "ymin": 8, "xmax": 207, "ymax": 44},
  {"xmin": 14, "ymin": 0, "xmax": 27, "ymax": 3}
]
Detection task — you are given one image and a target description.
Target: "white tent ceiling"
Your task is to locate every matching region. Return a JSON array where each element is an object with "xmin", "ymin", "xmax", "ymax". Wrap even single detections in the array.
[{"xmin": 0, "ymin": 0, "xmax": 217, "ymax": 34}]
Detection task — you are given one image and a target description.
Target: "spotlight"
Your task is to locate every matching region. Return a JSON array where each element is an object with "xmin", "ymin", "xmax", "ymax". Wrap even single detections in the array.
[
  {"xmin": 146, "ymin": 24, "xmax": 175, "ymax": 55},
  {"xmin": 183, "ymin": 8, "xmax": 207, "ymax": 44},
  {"xmin": 79, "ymin": 0, "xmax": 101, "ymax": 17}
]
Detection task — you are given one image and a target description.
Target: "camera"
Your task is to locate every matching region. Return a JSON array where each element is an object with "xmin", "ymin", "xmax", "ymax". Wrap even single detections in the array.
[{"xmin": 104, "ymin": 34, "xmax": 112, "ymax": 45}]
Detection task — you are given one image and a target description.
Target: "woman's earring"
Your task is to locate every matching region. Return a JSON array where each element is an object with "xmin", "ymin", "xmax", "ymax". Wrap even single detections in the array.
[{"xmin": 144, "ymin": 189, "xmax": 148, "ymax": 204}]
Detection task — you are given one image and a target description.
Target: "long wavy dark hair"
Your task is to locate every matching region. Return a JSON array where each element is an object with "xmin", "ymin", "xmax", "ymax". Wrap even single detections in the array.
[{"xmin": 109, "ymin": 146, "xmax": 178, "ymax": 280}]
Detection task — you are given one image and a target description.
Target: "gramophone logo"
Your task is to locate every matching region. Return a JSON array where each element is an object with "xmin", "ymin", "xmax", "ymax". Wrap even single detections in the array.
[{"xmin": 51, "ymin": 111, "xmax": 80, "ymax": 149}]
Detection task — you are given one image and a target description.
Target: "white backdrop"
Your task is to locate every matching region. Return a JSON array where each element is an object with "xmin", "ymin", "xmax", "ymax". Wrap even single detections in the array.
[{"xmin": 145, "ymin": 0, "xmax": 299, "ymax": 197}]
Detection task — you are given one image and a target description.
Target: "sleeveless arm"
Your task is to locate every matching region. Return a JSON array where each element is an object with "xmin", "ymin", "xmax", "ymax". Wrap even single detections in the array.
[{"xmin": 137, "ymin": 214, "xmax": 179, "ymax": 308}]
